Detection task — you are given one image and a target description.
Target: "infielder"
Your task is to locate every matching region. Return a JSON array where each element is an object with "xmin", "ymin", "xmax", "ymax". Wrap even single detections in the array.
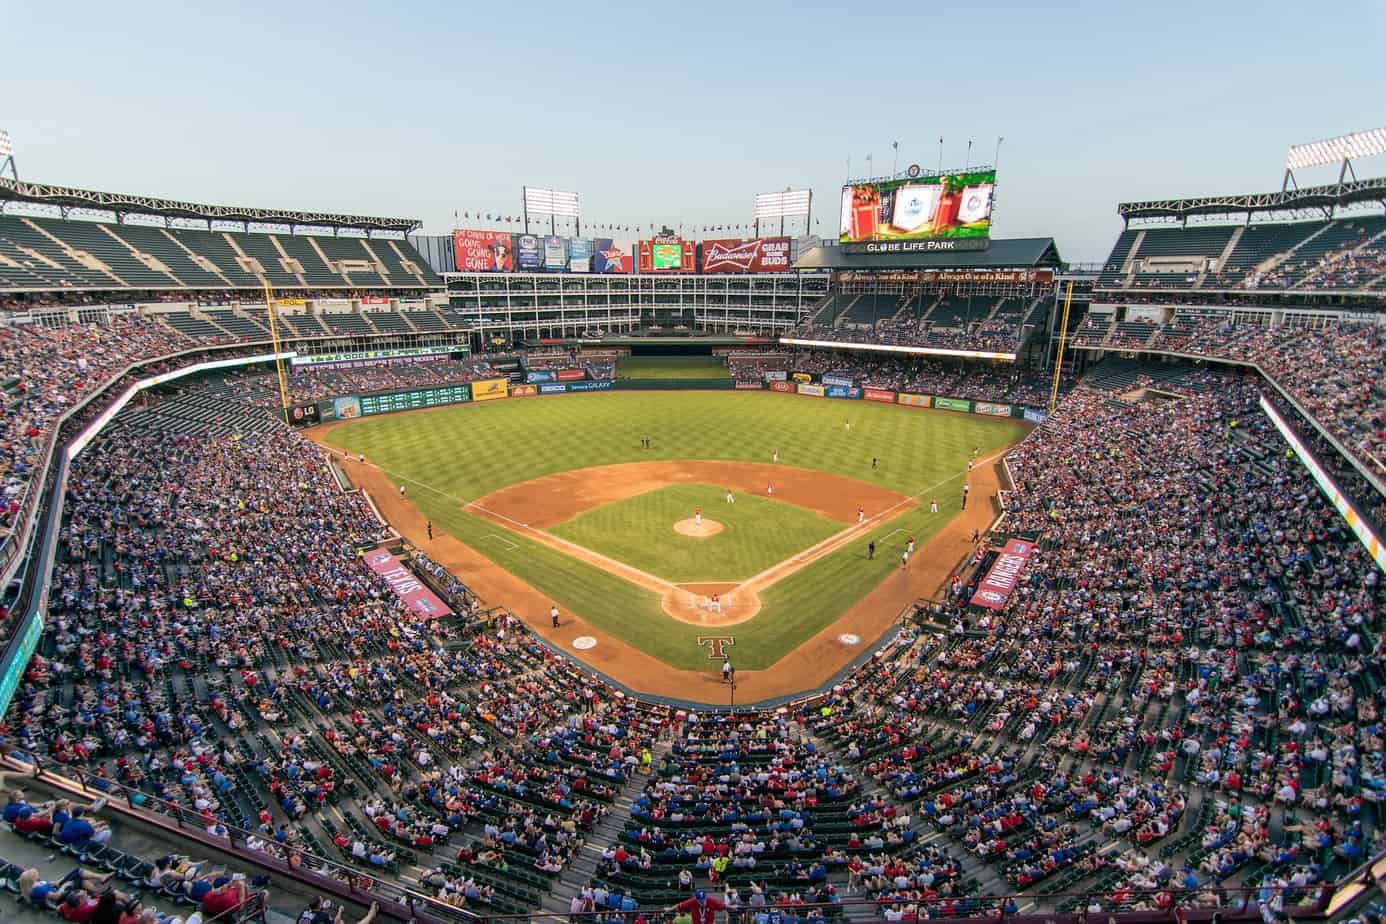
[
  {"xmin": 907, "ymin": 536, "xmax": 915, "ymax": 555},
  {"xmin": 857, "ymin": 506, "xmax": 865, "ymax": 523},
  {"xmin": 772, "ymin": 449, "xmax": 779, "ymax": 464},
  {"xmin": 766, "ymin": 483, "xmax": 774, "ymax": 496},
  {"xmin": 725, "ymin": 490, "xmax": 734, "ymax": 505},
  {"xmin": 694, "ymin": 507, "xmax": 703, "ymax": 528},
  {"xmin": 930, "ymin": 498, "xmax": 939, "ymax": 513}
]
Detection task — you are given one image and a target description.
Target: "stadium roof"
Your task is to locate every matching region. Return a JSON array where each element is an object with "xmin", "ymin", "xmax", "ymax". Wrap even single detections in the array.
[
  {"xmin": 794, "ymin": 237, "xmax": 1062, "ymax": 270},
  {"xmin": 0, "ymin": 177, "xmax": 420, "ymax": 232},
  {"xmin": 1118, "ymin": 176, "xmax": 1386, "ymax": 222}
]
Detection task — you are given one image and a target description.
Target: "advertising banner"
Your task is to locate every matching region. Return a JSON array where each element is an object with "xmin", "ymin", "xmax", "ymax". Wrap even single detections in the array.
[
  {"xmin": 1023, "ymin": 408, "xmax": 1048, "ymax": 424},
  {"xmin": 969, "ymin": 539, "xmax": 1036, "ymax": 611},
  {"xmin": 511, "ymin": 384, "xmax": 538, "ymax": 397},
  {"xmin": 897, "ymin": 393, "xmax": 931, "ymax": 408},
  {"xmin": 840, "ymin": 168, "xmax": 996, "ymax": 246},
  {"xmin": 364, "ymin": 547, "xmax": 453, "ymax": 619},
  {"xmin": 735, "ymin": 382, "xmax": 764, "ymax": 390},
  {"xmin": 568, "ymin": 238, "xmax": 594, "ymax": 273},
  {"xmin": 516, "ymin": 234, "xmax": 544, "ymax": 271},
  {"xmin": 826, "ymin": 385, "xmax": 862, "ymax": 399},
  {"xmin": 638, "ymin": 236, "xmax": 695, "ymax": 273},
  {"xmin": 540, "ymin": 383, "xmax": 569, "ymax": 394},
  {"xmin": 471, "ymin": 378, "xmax": 509, "ymax": 402},
  {"xmin": 822, "ymin": 375, "xmax": 854, "ymax": 388},
  {"xmin": 764, "ymin": 371, "xmax": 788, "ymax": 382},
  {"xmin": 543, "ymin": 235, "xmax": 568, "ymax": 271},
  {"xmin": 591, "ymin": 238, "xmax": 632, "ymax": 274},
  {"xmin": 288, "ymin": 403, "xmax": 321, "ymax": 426},
  {"xmin": 798, "ymin": 383, "xmax": 826, "ymax": 397},
  {"xmin": 276, "ymin": 297, "xmax": 307, "ymax": 308},
  {"xmin": 333, "ymin": 396, "xmax": 363, "ymax": 419},
  {"xmin": 556, "ymin": 368, "xmax": 587, "ymax": 382},
  {"xmin": 699, "ymin": 237, "xmax": 792, "ymax": 273},
  {"xmin": 769, "ymin": 380, "xmax": 794, "ymax": 393},
  {"xmin": 864, "ymin": 388, "xmax": 896, "ymax": 403},
  {"xmin": 835, "ymin": 269, "xmax": 1050, "ymax": 286},
  {"xmin": 360, "ymin": 296, "xmax": 391, "ymax": 305},
  {"xmin": 454, "ymin": 230, "xmax": 514, "ymax": 272},
  {"xmin": 567, "ymin": 380, "xmax": 613, "ymax": 392},
  {"xmin": 526, "ymin": 370, "xmax": 555, "ymax": 384},
  {"xmin": 791, "ymin": 372, "xmax": 813, "ymax": 384},
  {"xmin": 934, "ymin": 397, "xmax": 973, "ymax": 413},
  {"xmin": 975, "ymin": 402, "xmax": 1013, "ymax": 416}
]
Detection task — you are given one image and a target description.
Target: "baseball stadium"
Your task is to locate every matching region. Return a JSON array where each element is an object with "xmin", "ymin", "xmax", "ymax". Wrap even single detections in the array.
[{"xmin": 1, "ymin": 10, "xmax": 1384, "ymax": 924}]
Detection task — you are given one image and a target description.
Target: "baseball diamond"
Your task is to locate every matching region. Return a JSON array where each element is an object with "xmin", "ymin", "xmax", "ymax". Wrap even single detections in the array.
[{"xmin": 315, "ymin": 390, "xmax": 1029, "ymax": 684}]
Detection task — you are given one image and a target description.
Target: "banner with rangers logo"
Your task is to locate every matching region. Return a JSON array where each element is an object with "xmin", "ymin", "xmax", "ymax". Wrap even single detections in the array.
[
  {"xmin": 969, "ymin": 539, "xmax": 1035, "ymax": 611},
  {"xmin": 699, "ymin": 237, "xmax": 791, "ymax": 273}
]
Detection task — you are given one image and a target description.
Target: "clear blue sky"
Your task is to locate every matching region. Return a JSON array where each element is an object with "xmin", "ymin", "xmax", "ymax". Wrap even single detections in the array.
[{"xmin": 5, "ymin": 0, "xmax": 1382, "ymax": 261}]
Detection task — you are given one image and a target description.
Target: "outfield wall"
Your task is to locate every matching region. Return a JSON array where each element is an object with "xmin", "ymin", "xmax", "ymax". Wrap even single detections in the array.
[{"xmin": 311, "ymin": 375, "xmax": 1048, "ymax": 423}]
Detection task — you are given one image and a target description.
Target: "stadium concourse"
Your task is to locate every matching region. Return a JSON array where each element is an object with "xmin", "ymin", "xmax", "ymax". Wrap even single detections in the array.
[{"xmin": 0, "ymin": 180, "xmax": 1383, "ymax": 924}]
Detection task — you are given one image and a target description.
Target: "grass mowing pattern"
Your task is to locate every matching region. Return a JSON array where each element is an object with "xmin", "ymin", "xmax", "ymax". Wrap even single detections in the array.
[
  {"xmin": 616, "ymin": 356, "xmax": 729, "ymax": 379},
  {"xmin": 324, "ymin": 392, "xmax": 1028, "ymax": 670},
  {"xmin": 548, "ymin": 484, "xmax": 841, "ymax": 582}
]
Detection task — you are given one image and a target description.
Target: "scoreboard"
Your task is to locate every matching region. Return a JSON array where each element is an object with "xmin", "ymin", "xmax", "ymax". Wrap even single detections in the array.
[{"xmin": 359, "ymin": 384, "xmax": 471, "ymax": 416}]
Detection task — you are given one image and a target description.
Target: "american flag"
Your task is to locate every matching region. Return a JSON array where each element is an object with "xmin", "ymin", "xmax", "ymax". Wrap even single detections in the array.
[{"xmin": 0, "ymin": 131, "xmax": 12, "ymax": 158}]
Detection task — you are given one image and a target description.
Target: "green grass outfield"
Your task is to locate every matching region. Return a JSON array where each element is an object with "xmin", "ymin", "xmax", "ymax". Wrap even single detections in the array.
[
  {"xmin": 324, "ymin": 391, "xmax": 1028, "ymax": 670},
  {"xmin": 548, "ymin": 483, "xmax": 841, "ymax": 582},
  {"xmin": 615, "ymin": 355, "xmax": 729, "ymax": 379}
]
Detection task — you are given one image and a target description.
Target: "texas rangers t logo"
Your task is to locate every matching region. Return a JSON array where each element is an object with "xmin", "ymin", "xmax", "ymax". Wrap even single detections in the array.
[{"xmin": 697, "ymin": 636, "xmax": 735, "ymax": 660}]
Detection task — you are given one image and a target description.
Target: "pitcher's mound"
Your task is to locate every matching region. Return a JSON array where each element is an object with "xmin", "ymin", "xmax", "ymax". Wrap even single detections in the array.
[{"xmin": 673, "ymin": 518, "xmax": 723, "ymax": 538}]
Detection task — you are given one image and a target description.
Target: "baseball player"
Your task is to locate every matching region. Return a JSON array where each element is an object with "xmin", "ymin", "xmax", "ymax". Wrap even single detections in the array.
[
  {"xmin": 901, "ymin": 549, "xmax": 910, "ymax": 569},
  {"xmin": 550, "ymin": 605, "xmax": 560, "ymax": 628},
  {"xmin": 907, "ymin": 536, "xmax": 915, "ymax": 555},
  {"xmin": 857, "ymin": 506, "xmax": 865, "ymax": 524},
  {"xmin": 725, "ymin": 490, "xmax": 734, "ymax": 505},
  {"xmin": 962, "ymin": 483, "xmax": 970, "ymax": 509},
  {"xmin": 721, "ymin": 660, "xmax": 732, "ymax": 683},
  {"xmin": 399, "ymin": 484, "xmax": 406, "ymax": 498},
  {"xmin": 772, "ymin": 449, "xmax": 779, "ymax": 464},
  {"xmin": 766, "ymin": 482, "xmax": 774, "ymax": 496},
  {"xmin": 694, "ymin": 507, "xmax": 703, "ymax": 528},
  {"xmin": 844, "ymin": 418, "xmax": 851, "ymax": 432},
  {"xmin": 930, "ymin": 497, "xmax": 939, "ymax": 513},
  {"xmin": 709, "ymin": 594, "xmax": 722, "ymax": 614}
]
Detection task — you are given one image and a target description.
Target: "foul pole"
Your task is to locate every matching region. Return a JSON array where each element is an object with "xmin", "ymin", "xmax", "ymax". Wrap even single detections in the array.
[
  {"xmin": 261, "ymin": 279, "xmax": 291, "ymax": 422},
  {"xmin": 1048, "ymin": 281, "xmax": 1073, "ymax": 416}
]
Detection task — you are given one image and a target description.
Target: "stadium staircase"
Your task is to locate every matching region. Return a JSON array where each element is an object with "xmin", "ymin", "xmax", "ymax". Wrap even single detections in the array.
[{"xmin": 538, "ymin": 740, "xmax": 675, "ymax": 916}]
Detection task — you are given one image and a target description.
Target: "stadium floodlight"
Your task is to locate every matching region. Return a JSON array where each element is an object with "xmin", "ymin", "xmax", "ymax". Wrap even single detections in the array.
[
  {"xmin": 754, "ymin": 189, "xmax": 812, "ymax": 220},
  {"xmin": 522, "ymin": 186, "xmax": 580, "ymax": 218},
  {"xmin": 753, "ymin": 188, "xmax": 813, "ymax": 237},
  {"xmin": 0, "ymin": 130, "xmax": 15, "ymax": 182},
  {"xmin": 1285, "ymin": 128, "xmax": 1386, "ymax": 171}
]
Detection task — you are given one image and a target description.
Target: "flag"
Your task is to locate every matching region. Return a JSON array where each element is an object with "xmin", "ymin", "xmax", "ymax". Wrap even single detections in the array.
[{"xmin": 0, "ymin": 130, "xmax": 12, "ymax": 158}]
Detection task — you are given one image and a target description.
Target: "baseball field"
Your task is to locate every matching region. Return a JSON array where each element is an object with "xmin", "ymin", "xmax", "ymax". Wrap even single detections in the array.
[{"xmin": 316, "ymin": 390, "xmax": 1028, "ymax": 699}]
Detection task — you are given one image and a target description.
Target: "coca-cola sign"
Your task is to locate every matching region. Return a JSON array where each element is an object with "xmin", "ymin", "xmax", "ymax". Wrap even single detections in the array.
[{"xmin": 700, "ymin": 237, "xmax": 791, "ymax": 273}]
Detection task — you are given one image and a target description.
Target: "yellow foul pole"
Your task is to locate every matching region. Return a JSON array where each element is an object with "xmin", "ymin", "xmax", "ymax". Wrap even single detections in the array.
[
  {"xmin": 1048, "ymin": 281, "xmax": 1074, "ymax": 416},
  {"xmin": 262, "ymin": 279, "xmax": 291, "ymax": 422}
]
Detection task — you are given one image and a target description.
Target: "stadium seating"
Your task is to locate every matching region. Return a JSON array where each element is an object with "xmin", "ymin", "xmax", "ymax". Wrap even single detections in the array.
[{"xmin": 0, "ymin": 215, "xmax": 443, "ymax": 292}]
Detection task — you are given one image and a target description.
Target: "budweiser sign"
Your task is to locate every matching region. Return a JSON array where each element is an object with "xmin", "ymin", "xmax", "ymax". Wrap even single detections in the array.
[{"xmin": 701, "ymin": 237, "xmax": 791, "ymax": 273}]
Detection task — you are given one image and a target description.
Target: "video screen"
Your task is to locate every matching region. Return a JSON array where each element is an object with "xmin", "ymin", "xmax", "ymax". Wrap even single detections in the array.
[{"xmin": 839, "ymin": 169, "xmax": 995, "ymax": 244}]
